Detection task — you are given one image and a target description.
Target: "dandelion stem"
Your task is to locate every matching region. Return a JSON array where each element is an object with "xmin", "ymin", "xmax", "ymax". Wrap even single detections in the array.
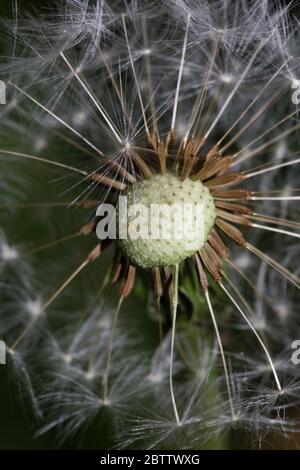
[
  {"xmin": 0, "ymin": 149, "xmax": 88, "ymax": 175},
  {"xmin": 184, "ymin": 31, "xmax": 221, "ymax": 144},
  {"xmin": 245, "ymin": 242, "xmax": 300, "ymax": 289},
  {"xmin": 0, "ymin": 149, "xmax": 126, "ymax": 191},
  {"xmin": 205, "ymin": 39, "xmax": 267, "ymax": 139},
  {"xmin": 251, "ymin": 196, "xmax": 300, "ymax": 201},
  {"xmin": 60, "ymin": 52, "xmax": 123, "ymax": 144},
  {"xmin": 122, "ymin": 14, "xmax": 150, "ymax": 135},
  {"xmin": 246, "ymin": 212, "xmax": 300, "ymax": 230},
  {"xmin": 220, "ymin": 282, "xmax": 282, "ymax": 391},
  {"xmin": 10, "ymin": 245, "xmax": 101, "ymax": 351},
  {"xmin": 21, "ymin": 231, "xmax": 82, "ymax": 257},
  {"xmin": 234, "ymin": 120, "xmax": 300, "ymax": 166},
  {"xmin": 226, "ymin": 258, "xmax": 282, "ymax": 316},
  {"xmin": 170, "ymin": 264, "xmax": 181, "ymax": 425},
  {"xmin": 250, "ymin": 222, "xmax": 300, "ymax": 239},
  {"xmin": 0, "ymin": 202, "xmax": 72, "ymax": 208},
  {"xmin": 217, "ymin": 61, "xmax": 288, "ymax": 147},
  {"xmin": 204, "ymin": 290, "xmax": 236, "ymax": 420},
  {"xmin": 217, "ymin": 210, "xmax": 300, "ymax": 238},
  {"xmin": 220, "ymin": 90, "xmax": 284, "ymax": 154},
  {"xmin": 142, "ymin": 16, "xmax": 160, "ymax": 140},
  {"xmin": 98, "ymin": 47, "xmax": 132, "ymax": 129},
  {"xmin": 8, "ymin": 82, "xmax": 106, "ymax": 158},
  {"xmin": 10, "ymin": 258, "xmax": 90, "ymax": 351},
  {"xmin": 102, "ymin": 295, "xmax": 124, "ymax": 403},
  {"xmin": 244, "ymin": 157, "xmax": 300, "ymax": 179},
  {"xmin": 171, "ymin": 15, "xmax": 190, "ymax": 132}
]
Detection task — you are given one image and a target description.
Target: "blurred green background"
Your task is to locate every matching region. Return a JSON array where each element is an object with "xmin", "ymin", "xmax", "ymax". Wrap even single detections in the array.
[
  {"xmin": 0, "ymin": 0, "xmax": 122, "ymax": 450},
  {"xmin": 0, "ymin": 0, "xmax": 54, "ymax": 451}
]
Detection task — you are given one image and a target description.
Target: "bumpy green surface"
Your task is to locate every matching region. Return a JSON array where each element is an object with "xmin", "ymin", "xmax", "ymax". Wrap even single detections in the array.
[{"xmin": 118, "ymin": 173, "xmax": 216, "ymax": 268}]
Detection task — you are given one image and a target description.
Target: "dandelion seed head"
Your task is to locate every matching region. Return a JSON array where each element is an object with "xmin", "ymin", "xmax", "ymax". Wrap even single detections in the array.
[
  {"xmin": 72, "ymin": 110, "xmax": 88, "ymax": 127},
  {"xmin": 62, "ymin": 353, "xmax": 73, "ymax": 364},
  {"xmin": 25, "ymin": 299, "xmax": 43, "ymax": 318},
  {"xmin": 84, "ymin": 368, "xmax": 96, "ymax": 381},
  {"xmin": 276, "ymin": 303, "xmax": 289, "ymax": 320},
  {"xmin": 220, "ymin": 73, "xmax": 233, "ymax": 84},
  {"xmin": 252, "ymin": 318, "xmax": 267, "ymax": 331},
  {"xmin": 96, "ymin": 314, "xmax": 112, "ymax": 330},
  {"xmin": 291, "ymin": 77, "xmax": 300, "ymax": 88},
  {"xmin": 275, "ymin": 140, "xmax": 288, "ymax": 160},
  {"xmin": 282, "ymin": 186, "xmax": 293, "ymax": 198},
  {"xmin": 234, "ymin": 253, "xmax": 252, "ymax": 270},
  {"xmin": 34, "ymin": 138, "xmax": 48, "ymax": 153},
  {"xmin": 0, "ymin": 242, "xmax": 19, "ymax": 261},
  {"xmin": 148, "ymin": 371, "xmax": 164, "ymax": 384}
]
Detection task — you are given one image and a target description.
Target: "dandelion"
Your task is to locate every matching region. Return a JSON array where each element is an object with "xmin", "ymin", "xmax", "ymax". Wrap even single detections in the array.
[{"xmin": 0, "ymin": 0, "xmax": 300, "ymax": 449}]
